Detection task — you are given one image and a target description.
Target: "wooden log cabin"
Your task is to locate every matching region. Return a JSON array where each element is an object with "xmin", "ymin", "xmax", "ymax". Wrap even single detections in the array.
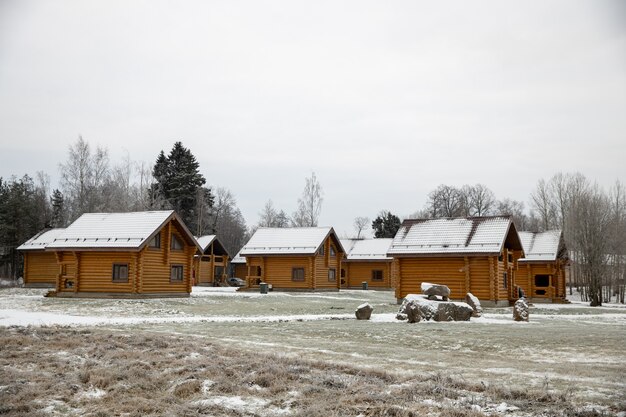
[
  {"xmin": 229, "ymin": 250, "xmax": 247, "ymax": 279},
  {"xmin": 46, "ymin": 211, "xmax": 201, "ymax": 298},
  {"xmin": 239, "ymin": 227, "xmax": 345, "ymax": 290},
  {"xmin": 194, "ymin": 235, "xmax": 230, "ymax": 286},
  {"xmin": 517, "ymin": 230, "xmax": 569, "ymax": 303},
  {"xmin": 388, "ymin": 216, "xmax": 525, "ymax": 306},
  {"xmin": 17, "ymin": 228, "xmax": 66, "ymax": 287},
  {"xmin": 340, "ymin": 238, "xmax": 393, "ymax": 289}
]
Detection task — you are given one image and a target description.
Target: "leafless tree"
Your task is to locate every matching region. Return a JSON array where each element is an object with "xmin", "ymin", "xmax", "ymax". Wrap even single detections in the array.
[
  {"xmin": 353, "ymin": 216, "xmax": 370, "ymax": 239},
  {"xmin": 465, "ymin": 184, "xmax": 496, "ymax": 216},
  {"xmin": 495, "ymin": 198, "xmax": 528, "ymax": 229},
  {"xmin": 59, "ymin": 136, "xmax": 111, "ymax": 220},
  {"xmin": 292, "ymin": 172, "xmax": 323, "ymax": 227},
  {"xmin": 531, "ymin": 178, "xmax": 556, "ymax": 231},
  {"xmin": 209, "ymin": 187, "xmax": 249, "ymax": 256},
  {"xmin": 426, "ymin": 184, "xmax": 465, "ymax": 217}
]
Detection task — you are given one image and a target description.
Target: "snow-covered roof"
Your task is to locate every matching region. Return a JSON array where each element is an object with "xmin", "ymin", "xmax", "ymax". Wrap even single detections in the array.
[
  {"xmin": 47, "ymin": 211, "xmax": 199, "ymax": 251},
  {"xmin": 196, "ymin": 235, "xmax": 216, "ymax": 252},
  {"xmin": 388, "ymin": 216, "xmax": 522, "ymax": 256},
  {"xmin": 341, "ymin": 238, "xmax": 393, "ymax": 261},
  {"xmin": 195, "ymin": 234, "xmax": 229, "ymax": 257},
  {"xmin": 518, "ymin": 230, "xmax": 563, "ymax": 262},
  {"xmin": 240, "ymin": 227, "xmax": 343, "ymax": 256},
  {"xmin": 230, "ymin": 250, "xmax": 246, "ymax": 264},
  {"xmin": 17, "ymin": 228, "xmax": 66, "ymax": 251}
]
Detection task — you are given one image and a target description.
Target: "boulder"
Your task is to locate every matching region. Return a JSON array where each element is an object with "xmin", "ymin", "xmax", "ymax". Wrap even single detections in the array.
[
  {"xmin": 464, "ymin": 293, "xmax": 483, "ymax": 317},
  {"xmin": 355, "ymin": 303, "xmax": 373, "ymax": 320},
  {"xmin": 397, "ymin": 295, "xmax": 472, "ymax": 322},
  {"xmin": 513, "ymin": 299, "xmax": 529, "ymax": 322},
  {"xmin": 421, "ymin": 282, "xmax": 451, "ymax": 301}
]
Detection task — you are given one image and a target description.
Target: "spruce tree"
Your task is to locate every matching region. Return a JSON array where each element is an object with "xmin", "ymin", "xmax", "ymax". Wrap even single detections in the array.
[
  {"xmin": 372, "ymin": 211, "xmax": 401, "ymax": 238},
  {"xmin": 50, "ymin": 189, "xmax": 65, "ymax": 228},
  {"xmin": 151, "ymin": 142, "xmax": 212, "ymax": 230}
]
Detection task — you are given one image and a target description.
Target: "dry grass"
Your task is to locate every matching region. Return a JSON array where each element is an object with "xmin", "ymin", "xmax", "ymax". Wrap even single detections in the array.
[{"xmin": 0, "ymin": 326, "xmax": 618, "ymax": 416}]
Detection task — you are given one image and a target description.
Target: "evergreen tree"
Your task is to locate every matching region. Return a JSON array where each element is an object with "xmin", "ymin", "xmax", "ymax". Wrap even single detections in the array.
[
  {"xmin": 50, "ymin": 189, "xmax": 65, "ymax": 228},
  {"xmin": 372, "ymin": 211, "xmax": 401, "ymax": 238},
  {"xmin": 151, "ymin": 142, "xmax": 211, "ymax": 230}
]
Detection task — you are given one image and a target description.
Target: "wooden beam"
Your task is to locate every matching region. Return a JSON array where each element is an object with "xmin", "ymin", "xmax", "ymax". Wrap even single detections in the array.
[
  {"xmin": 464, "ymin": 256, "xmax": 470, "ymax": 294},
  {"xmin": 489, "ymin": 256, "xmax": 495, "ymax": 302}
]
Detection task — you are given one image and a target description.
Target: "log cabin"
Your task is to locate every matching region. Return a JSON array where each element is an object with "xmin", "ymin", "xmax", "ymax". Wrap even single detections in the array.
[
  {"xmin": 517, "ymin": 230, "xmax": 568, "ymax": 303},
  {"xmin": 340, "ymin": 238, "xmax": 393, "ymax": 289},
  {"xmin": 17, "ymin": 228, "xmax": 66, "ymax": 287},
  {"xmin": 239, "ymin": 227, "xmax": 345, "ymax": 290},
  {"xmin": 194, "ymin": 235, "xmax": 230, "ymax": 286},
  {"xmin": 388, "ymin": 216, "xmax": 525, "ymax": 306},
  {"xmin": 229, "ymin": 250, "xmax": 247, "ymax": 279},
  {"xmin": 46, "ymin": 211, "xmax": 201, "ymax": 298}
]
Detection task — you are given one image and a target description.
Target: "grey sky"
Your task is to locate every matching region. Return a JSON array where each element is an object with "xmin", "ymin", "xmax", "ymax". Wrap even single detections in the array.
[{"xmin": 1, "ymin": 0, "xmax": 625, "ymax": 237}]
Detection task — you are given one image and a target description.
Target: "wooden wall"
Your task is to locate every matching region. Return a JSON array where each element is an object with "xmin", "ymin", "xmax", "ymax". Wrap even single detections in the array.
[
  {"xmin": 518, "ymin": 261, "xmax": 567, "ymax": 301},
  {"xmin": 23, "ymin": 251, "xmax": 57, "ymax": 286},
  {"xmin": 344, "ymin": 261, "xmax": 392, "ymax": 288},
  {"xmin": 231, "ymin": 263, "xmax": 247, "ymax": 279},
  {"xmin": 394, "ymin": 252, "xmax": 521, "ymax": 303}
]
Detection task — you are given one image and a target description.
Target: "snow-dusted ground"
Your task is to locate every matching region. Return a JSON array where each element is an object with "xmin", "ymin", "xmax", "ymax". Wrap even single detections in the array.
[
  {"xmin": 1, "ymin": 286, "xmax": 624, "ymax": 413},
  {"xmin": 0, "ymin": 286, "xmax": 624, "ymax": 327}
]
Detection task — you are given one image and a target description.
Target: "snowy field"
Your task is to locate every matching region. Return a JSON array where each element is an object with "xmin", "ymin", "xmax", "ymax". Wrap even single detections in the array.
[{"xmin": 0, "ymin": 287, "xmax": 625, "ymax": 416}]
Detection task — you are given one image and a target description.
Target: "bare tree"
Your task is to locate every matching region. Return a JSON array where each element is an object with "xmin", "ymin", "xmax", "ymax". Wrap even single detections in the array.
[
  {"xmin": 353, "ymin": 216, "xmax": 370, "ymax": 239},
  {"xmin": 258, "ymin": 200, "xmax": 278, "ymax": 228},
  {"xmin": 495, "ymin": 198, "xmax": 528, "ymax": 229},
  {"xmin": 530, "ymin": 178, "xmax": 556, "ymax": 231},
  {"xmin": 292, "ymin": 172, "xmax": 323, "ymax": 227},
  {"xmin": 59, "ymin": 136, "xmax": 111, "ymax": 220},
  {"xmin": 210, "ymin": 187, "xmax": 249, "ymax": 256},
  {"xmin": 426, "ymin": 185, "xmax": 465, "ymax": 218},
  {"xmin": 465, "ymin": 184, "xmax": 496, "ymax": 216},
  {"xmin": 569, "ymin": 183, "xmax": 611, "ymax": 306}
]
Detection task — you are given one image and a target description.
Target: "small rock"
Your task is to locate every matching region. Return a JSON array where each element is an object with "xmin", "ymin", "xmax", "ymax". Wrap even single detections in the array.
[
  {"xmin": 355, "ymin": 303, "xmax": 373, "ymax": 320},
  {"xmin": 513, "ymin": 299, "xmax": 529, "ymax": 322},
  {"xmin": 406, "ymin": 302, "xmax": 422, "ymax": 323},
  {"xmin": 465, "ymin": 293, "xmax": 483, "ymax": 317},
  {"xmin": 395, "ymin": 313, "xmax": 408, "ymax": 321},
  {"xmin": 421, "ymin": 282, "xmax": 451, "ymax": 301},
  {"xmin": 398, "ymin": 295, "xmax": 473, "ymax": 322}
]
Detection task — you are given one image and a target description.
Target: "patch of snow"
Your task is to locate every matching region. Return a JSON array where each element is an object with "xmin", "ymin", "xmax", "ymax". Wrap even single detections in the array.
[
  {"xmin": 201, "ymin": 379, "xmax": 215, "ymax": 394},
  {"xmin": 193, "ymin": 395, "xmax": 292, "ymax": 415},
  {"xmin": 80, "ymin": 387, "xmax": 106, "ymax": 399}
]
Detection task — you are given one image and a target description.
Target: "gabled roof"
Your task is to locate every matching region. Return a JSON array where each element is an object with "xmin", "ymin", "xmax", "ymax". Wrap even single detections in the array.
[
  {"xmin": 47, "ymin": 211, "xmax": 201, "ymax": 251},
  {"xmin": 240, "ymin": 227, "xmax": 345, "ymax": 256},
  {"xmin": 195, "ymin": 235, "xmax": 229, "ymax": 257},
  {"xmin": 387, "ymin": 216, "xmax": 523, "ymax": 256},
  {"xmin": 518, "ymin": 230, "xmax": 564, "ymax": 262},
  {"xmin": 230, "ymin": 249, "xmax": 246, "ymax": 264},
  {"xmin": 17, "ymin": 228, "xmax": 66, "ymax": 251},
  {"xmin": 340, "ymin": 238, "xmax": 393, "ymax": 261}
]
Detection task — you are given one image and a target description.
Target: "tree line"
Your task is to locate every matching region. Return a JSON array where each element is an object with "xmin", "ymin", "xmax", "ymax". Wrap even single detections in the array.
[{"xmin": 1, "ymin": 137, "xmax": 623, "ymax": 306}]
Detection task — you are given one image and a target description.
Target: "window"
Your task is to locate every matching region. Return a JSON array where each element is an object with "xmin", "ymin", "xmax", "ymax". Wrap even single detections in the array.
[
  {"xmin": 170, "ymin": 265, "xmax": 184, "ymax": 282},
  {"xmin": 318, "ymin": 245, "xmax": 325, "ymax": 256},
  {"xmin": 292, "ymin": 267, "xmax": 305, "ymax": 282},
  {"xmin": 535, "ymin": 274, "xmax": 550, "ymax": 287},
  {"xmin": 215, "ymin": 266, "xmax": 224, "ymax": 278},
  {"xmin": 171, "ymin": 234, "xmax": 183, "ymax": 250},
  {"xmin": 149, "ymin": 233, "xmax": 161, "ymax": 249},
  {"xmin": 340, "ymin": 269, "xmax": 346, "ymax": 278},
  {"xmin": 508, "ymin": 253, "xmax": 513, "ymax": 263},
  {"xmin": 503, "ymin": 271, "xmax": 507, "ymax": 289},
  {"xmin": 372, "ymin": 270, "xmax": 383, "ymax": 281},
  {"xmin": 498, "ymin": 254, "xmax": 503, "ymax": 262},
  {"xmin": 328, "ymin": 269, "xmax": 336, "ymax": 282},
  {"xmin": 330, "ymin": 246, "xmax": 336, "ymax": 256},
  {"xmin": 250, "ymin": 266, "xmax": 262, "ymax": 276},
  {"xmin": 112, "ymin": 263, "xmax": 129, "ymax": 282}
]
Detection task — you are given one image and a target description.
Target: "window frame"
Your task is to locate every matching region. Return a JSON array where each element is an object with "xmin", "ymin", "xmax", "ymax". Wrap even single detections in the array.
[
  {"xmin": 148, "ymin": 233, "xmax": 161, "ymax": 249},
  {"xmin": 112, "ymin": 263, "xmax": 129, "ymax": 283},
  {"xmin": 328, "ymin": 268, "xmax": 336, "ymax": 282},
  {"xmin": 534, "ymin": 274, "xmax": 550, "ymax": 288},
  {"xmin": 318, "ymin": 245, "xmax": 325, "ymax": 256},
  {"xmin": 371, "ymin": 269, "xmax": 384, "ymax": 281},
  {"xmin": 170, "ymin": 234, "xmax": 183, "ymax": 251},
  {"xmin": 170, "ymin": 264, "xmax": 184, "ymax": 282},
  {"xmin": 292, "ymin": 267, "xmax": 305, "ymax": 282},
  {"xmin": 503, "ymin": 271, "xmax": 508, "ymax": 289},
  {"xmin": 329, "ymin": 245, "xmax": 336, "ymax": 257}
]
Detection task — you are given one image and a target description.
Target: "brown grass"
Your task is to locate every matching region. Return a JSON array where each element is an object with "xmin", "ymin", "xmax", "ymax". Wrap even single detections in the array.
[{"xmin": 0, "ymin": 326, "xmax": 619, "ymax": 416}]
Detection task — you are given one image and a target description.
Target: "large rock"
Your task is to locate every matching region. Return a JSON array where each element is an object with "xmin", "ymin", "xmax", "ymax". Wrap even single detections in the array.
[
  {"xmin": 421, "ymin": 282, "xmax": 451, "ymax": 301},
  {"xmin": 513, "ymin": 299, "xmax": 529, "ymax": 322},
  {"xmin": 464, "ymin": 293, "xmax": 483, "ymax": 318},
  {"xmin": 397, "ymin": 295, "xmax": 472, "ymax": 322},
  {"xmin": 355, "ymin": 303, "xmax": 373, "ymax": 320}
]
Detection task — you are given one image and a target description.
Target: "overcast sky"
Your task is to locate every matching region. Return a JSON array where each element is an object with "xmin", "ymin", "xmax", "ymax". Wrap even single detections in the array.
[{"xmin": 0, "ymin": 0, "xmax": 624, "ymax": 237}]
